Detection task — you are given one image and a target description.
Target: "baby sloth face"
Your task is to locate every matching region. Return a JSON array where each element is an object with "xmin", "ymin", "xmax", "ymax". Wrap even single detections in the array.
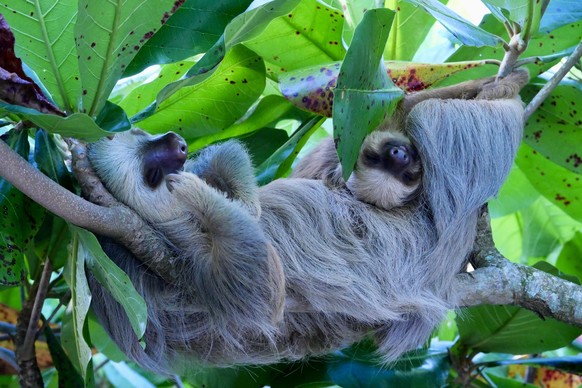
[{"xmin": 348, "ymin": 130, "xmax": 422, "ymax": 210}]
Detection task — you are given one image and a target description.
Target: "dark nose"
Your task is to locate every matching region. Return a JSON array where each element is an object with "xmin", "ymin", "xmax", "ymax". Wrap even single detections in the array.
[
  {"xmin": 162, "ymin": 132, "xmax": 187, "ymax": 165},
  {"xmin": 388, "ymin": 145, "xmax": 410, "ymax": 168}
]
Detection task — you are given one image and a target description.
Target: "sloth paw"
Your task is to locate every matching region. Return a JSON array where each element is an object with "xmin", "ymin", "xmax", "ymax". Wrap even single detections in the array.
[{"xmin": 166, "ymin": 172, "xmax": 206, "ymax": 196}]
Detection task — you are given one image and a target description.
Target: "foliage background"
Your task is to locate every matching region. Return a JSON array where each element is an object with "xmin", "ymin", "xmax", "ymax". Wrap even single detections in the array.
[{"xmin": 0, "ymin": 0, "xmax": 581, "ymax": 386}]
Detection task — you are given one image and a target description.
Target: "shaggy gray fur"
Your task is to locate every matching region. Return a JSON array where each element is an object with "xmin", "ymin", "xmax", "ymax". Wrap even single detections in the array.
[{"xmin": 87, "ymin": 77, "xmax": 525, "ymax": 375}]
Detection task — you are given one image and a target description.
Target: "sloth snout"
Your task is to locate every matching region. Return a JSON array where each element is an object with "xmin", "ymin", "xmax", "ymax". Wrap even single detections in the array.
[
  {"xmin": 388, "ymin": 145, "xmax": 410, "ymax": 167},
  {"xmin": 164, "ymin": 132, "xmax": 188, "ymax": 163}
]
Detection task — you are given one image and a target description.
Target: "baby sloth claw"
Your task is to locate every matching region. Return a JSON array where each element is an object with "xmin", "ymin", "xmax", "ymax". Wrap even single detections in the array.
[{"xmin": 87, "ymin": 73, "xmax": 527, "ymax": 375}]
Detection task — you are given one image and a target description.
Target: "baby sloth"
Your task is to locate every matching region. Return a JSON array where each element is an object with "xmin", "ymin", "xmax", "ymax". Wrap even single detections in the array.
[
  {"xmin": 292, "ymin": 130, "xmax": 421, "ymax": 210},
  {"xmin": 87, "ymin": 71, "xmax": 527, "ymax": 375}
]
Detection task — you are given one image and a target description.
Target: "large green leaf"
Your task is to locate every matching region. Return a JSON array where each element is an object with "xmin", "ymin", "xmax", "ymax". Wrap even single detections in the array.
[
  {"xmin": 256, "ymin": 116, "xmax": 323, "ymax": 185},
  {"xmin": 61, "ymin": 229, "xmax": 92, "ymax": 379},
  {"xmin": 136, "ymin": 44, "xmax": 265, "ymax": 140},
  {"xmin": 0, "ymin": 130, "xmax": 45, "ymax": 288},
  {"xmin": 333, "ymin": 8, "xmax": 403, "ymax": 180},
  {"xmin": 44, "ymin": 325, "xmax": 85, "ymax": 388},
  {"xmin": 403, "ymin": 0, "xmax": 502, "ymax": 47},
  {"xmin": 457, "ymin": 303, "xmax": 582, "ymax": 354},
  {"xmin": 482, "ymin": 0, "xmax": 544, "ymax": 36},
  {"xmin": 1, "ymin": 0, "xmax": 81, "ymax": 112},
  {"xmin": 33, "ymin": 130, "xmax": 74, "ymax": 270},
  {"xmin": 124, "ymin": 0, "xmax": 252, "ymax": 76},
  {"xmin": 279, "ymin": 59, "xmax": 489, "ymax": 116},
  {"xmin": 119, "ymin": 60, "xmax": 196, "ymax": 118},
  {"xmin": 519, "ymin": 198, "xmax": 581, "ymax": 259},
  {"xmin": 337, "ymin": 0, "xmax": 382, "ymax": 46},
  {"xmin": 555, "ymin": 232, "xmax": 582, "ymax": 282},
  {"xmin": 244, "ymin": 0, "xmax": 346, "ymax": 79},
  {"xmin": 517, "ymin": 144, "xmax": 582, "ymax": 222},
  {"xmin": 445, "ymin": 15, "xmax": 581, "ymax": 84},
  {"xmin": 75, "ymin": 0, "xmax": 184, "ymax": 116},
  {"xmin": 188, "ymin": 95, "xmax": 309, "ymax": 151},
  {"xmin": 522, "ymin": 81, "xmax": 582, "ymax": 175},
  {"xmin": 540, "ymin": 0, "xmax": 582, "ymax": 32},
  {"xmin": 129, "ymin": 0, "xmax": 304, "ymax": 124},
  {"xmin": 385, "ymin": 0, "xmax": 442, "ymax": 60},
  {"xmin": 0, "ymin": 102, "xmax": 115, "ymax": 141},
  {"xmin": 489, "ymin": 166, "xmax": 539, "ymax": 218},
  {"xmin": 73, "ymin": 226, "xmax": 147, "ymax": 340}
]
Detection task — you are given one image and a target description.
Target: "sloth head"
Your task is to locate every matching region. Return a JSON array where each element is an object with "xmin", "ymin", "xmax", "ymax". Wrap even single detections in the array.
[
  {"xmin": 88, "ymin": 128, "xmax": 188, "ymax": 222},
  {"xmin": 347, "ymin": 130, "xmax": 422, "ymax": 210}
]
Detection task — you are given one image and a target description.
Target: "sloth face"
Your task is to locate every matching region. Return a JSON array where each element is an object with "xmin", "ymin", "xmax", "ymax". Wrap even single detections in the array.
[
  {"xmin": 347, "ymin": 130, "xmax": 422, "ymax": 210},
  {"xmin": 88, "ymin": 129, "xmax": 188, "ymax": 223}
]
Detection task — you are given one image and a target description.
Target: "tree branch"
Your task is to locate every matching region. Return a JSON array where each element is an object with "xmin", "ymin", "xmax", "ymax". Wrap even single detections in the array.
[
  {"xmin": 524, "ymin": 40, "xmax": 582, "ymax": 121},
  {"xmin": 0, "ymin": 136, "xmax": 181, "ymax": 285},
  {"xmin": 456, "ymin": 212, "xmax": 582, "ymax": 328}
]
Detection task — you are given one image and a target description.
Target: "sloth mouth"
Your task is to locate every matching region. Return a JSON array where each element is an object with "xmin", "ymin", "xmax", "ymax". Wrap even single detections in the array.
[
  {"xmin": 142, "ymin": 132, "xmax": 188, "ymax": 189},
  {"xmin": 145, "ymin": 165, "xmax": 185, "ymax": 189}
]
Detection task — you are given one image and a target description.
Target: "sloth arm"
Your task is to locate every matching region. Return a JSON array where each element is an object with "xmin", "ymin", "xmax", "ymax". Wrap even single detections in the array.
[
  {"xmin": 161, "ymin": 172, "xmax": 285, "ymax": 329},
  {"xmin": 184, "ymin": 140, "xmax": 261, "ymax": 218}
]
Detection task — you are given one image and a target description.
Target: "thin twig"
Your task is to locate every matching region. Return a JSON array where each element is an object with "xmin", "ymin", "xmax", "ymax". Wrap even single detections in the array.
[
  {"xmin": 524, "ymin": 40, "xmax": 582, "ymax": 121},
  {"xmin": 22, "ymin": 261, "xmax": 52, "ymax": 353}
]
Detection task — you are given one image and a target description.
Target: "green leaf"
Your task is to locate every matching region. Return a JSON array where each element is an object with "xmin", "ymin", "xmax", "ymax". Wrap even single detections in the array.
[
  {"xmin": 482, "ymin": 0, "xmax": 544, "ymax": 35},
  {"xmin": 279, "ymin": 59, "xmax": 489, "ymax": 116},
  {"xmin": 517, "ymin": 144, "xmax": 582, "ymax": 222},
  {"xmin": 540, "ymin": 0, "xmax": 582, "ymax": 32},
  {"xmin": 339, "ymin": 0, "xmax": 383, "ymax": 46},
  {"xmin": 237, "ymin": 128, "xmax": 289, "ymax": 166},
  {"xmin": 256, "ymin": 116, "xmax": 323, "ymax": 184},
  {"xmin": 75, "ymin": 0, "xmax": 184, "ymax": 116},
  {"xmin": 189, "ymin": 95, "xmax": 308, "ymax": 151},
  {"xmin": 402, "ymin": 0, "xmax": 503, "ymax": 47},
  {"xmin": 479, "ymin": 355, "xmax": 582, "ymax": 375},
  {"xmin": 522, "ymin": 81, "xmax": 582, "ymax": 175},
  {"xmin": 0, "ymin": 129, "xmax": 45, "ymax": 288},
  {"xmin": 95, "ymin": 101, "xmax": 131, "ymax": 133},
  {"xmin": 124, "ymin": 0, "xmax": 252, "ymax": 76},
  {"xmin": 33, "ymin": 130, "xmax": 74, "ymax": 270},
  {"xmin": 100, "ymin": 356, "xmax": 155, "ymax": 388},
  {"xmin": 44, "ymin": 325, "xmax": 85, "ymax": 388},
  {"xmin": 457, "ymin": 303, "xmax": 582, "ymax": 354},
  {"xmin": 385, "ymin": 1, "xmax": 443, "ymax": 60},
  {"xmin": 1, "ymin": 1, "xmax": 81, "ymax": 112},
  {"xmin": 72, "ymin": 226, "xmax": 147, "ymax": 340},
  {"xmin": 333, "ymin": 8, "xmax": 403, "ymax": 181},
  {"xmin": 87, "ymin": 312, "xmax": 127, "ymax": 362},
  {"xmin": 445, "ymin": 15, "xmax": 581, "ymax": 85},
  {"xmin": 244, "ymin": 0, "xmax": 346, "ymax": 79},
  {"xmin": 556, "ymin": 232, "xmax": 582, "ymax": 283},
  {"xmin": 119, "ymin": 60, "xmax": 195, "ymax": 117},
  {"xmin": 484, "ymin": 373, "xmax": 538, "ymax": 388},
  {"xmin": 135, "ymin": 44, "xmax": 265, "ymax": 140},
  {"xmin": 0, "ymin": 102, "xmax": 111, "ymax": 141},
  {"xmin": 489, "ymin": 165, "xmax": 539, "ymax": 218},
  {"xmin": 61, "ymin": 229, "xmax": 92, "ymax": 379},
  {"xmin": 520, "ymin": 197, "xmax": 580, "ymax": 259}
]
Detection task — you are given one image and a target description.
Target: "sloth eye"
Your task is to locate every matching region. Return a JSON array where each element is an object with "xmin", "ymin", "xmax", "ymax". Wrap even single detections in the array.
[{"xmin": 362, "ymin": 148, "xmax": 381, "ymax": 166}]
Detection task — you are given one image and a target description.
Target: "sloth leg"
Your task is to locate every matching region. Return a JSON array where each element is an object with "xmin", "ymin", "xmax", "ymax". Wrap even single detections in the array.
[{"xmin": 185, "ymin": 140, "xmax": 261, "ymax": 218}]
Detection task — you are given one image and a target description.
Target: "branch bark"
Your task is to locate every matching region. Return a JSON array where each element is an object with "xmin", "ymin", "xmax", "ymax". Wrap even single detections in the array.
[
  {"xmin": 456, "ymin": 212, "xmax": 582, "ymax": 328},
  {"xmin": 0, "ymin": 137, "xmax": 180, "ymax": 284}
]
